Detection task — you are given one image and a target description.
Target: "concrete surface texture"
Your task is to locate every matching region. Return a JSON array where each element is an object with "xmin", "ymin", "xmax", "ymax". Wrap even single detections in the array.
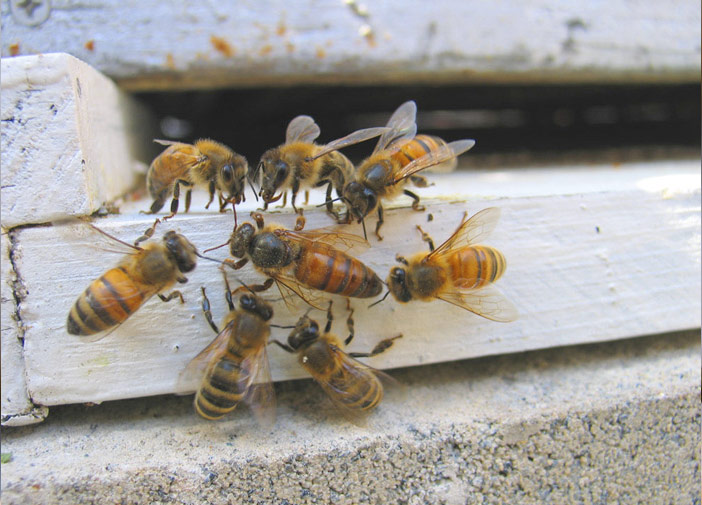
[{"xmin": 1, "ymin": 330, "xmax": 700, "ymax": 505}]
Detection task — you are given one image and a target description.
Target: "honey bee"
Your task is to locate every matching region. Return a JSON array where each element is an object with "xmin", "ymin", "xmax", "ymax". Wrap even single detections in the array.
[
  {"xmin": 310, "ymin": 101, "xmax": 475, "ymax": 240},
  {"xmin": 223, "ymin": 212, "xmax": 383, "ymax": 308},
  {"xmin": 178, "ymin": 273, "xmax": 275, "ymax": 422},
  {"xmin": 271, "ymin": 301, "xmax": 401, "ymax": 416},
  {"xmin": 65, "ymin": 221, "xmax": 202, "ymax": 339},
  {"xmin": 380, "ymin": 207, "xmax": 517, "ymax": 322},
  {"xmin": 144, "ymin": 138, "xmax": 249, "ymax": 221},
  {"xmin": 252, "ymin": 115, "xmax": 388, "ymax": 214}
]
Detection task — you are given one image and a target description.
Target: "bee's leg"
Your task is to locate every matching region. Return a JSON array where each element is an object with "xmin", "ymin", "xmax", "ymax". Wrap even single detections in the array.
[
  {"xmin": 158, "ymin": 291, "xmax": 185, "ymax": 304},
  {"xmin": 290, "ymin": 180, "xmax": 301, "ymax": 213},
  {"xmin": 205, "ymin": 181, "xmax": 216, "ymax": 209},
  {"xmin": 415, "ymin": 225, "xmax": 435, "ymax": 252},
  {"xmin": 141, "ymin": 189, "xmax": 169, "ymax": 216},
  {"xmin": 404, "ymin": 190, "xmax": 425, "ymax": 212},
  {"xmin": 343, "ymin": 299, "xmax": 355, "ymax": 346},
  {"xmin": 349, "ymin": 334, "xmax": 403, "ymax": 358},
  {"xmin": 134, "ymin": 218, "xmax": 162, "ymax": 247},
  {"xmin": 222, "ymin": 257, "xmax": 249, "ymax": 270},
  {"xmin": 184, "ymin": 188, "xmax": 192, "ymax": 213},
  {"xmin": 324, "ymin": 300, "xmax": 334, "ymax": 333},
  {"xmin": 303, "ymin": 190, "xmax": 310, "ymax": 206},
  {"xmin": 395, "ymin": 254, "xmax": 409, "ymax": 265},
  {"xmin": 231, "ymin": 277, "xmax": 274, "ymax": 296},
  {"xmin": 374, "ymin": 205, "xmax": 385, "ymax": 241},
  {"xmin": 165, "ymin": 179, "xmax": 193, "ymax": 221},
  {"xmin": 221, "ymin": 271, "xmax": 235, "ymax": 310},
  {"xmin": 200, "ymin": 287, "xmax": 220, "ymax": 334},
  {"xmin": 270, "ymin": 339, "xmax": 295, "ymax": 353},
  {"xmin": 294, "ymin": 214, "xmax": 306, "ymax": 231},
  {"xmin": 251, "ymin": 212, "xmax": 266, "ymax": 230},
  {"xmin": 410, "ymin": 175, "xmax": 433, "ymax": 188},
  {"xmin": 217, "ymin": 192, "xmax": 232, "ymax": 213},
  {"xmin": 324, "ymin": 182, "xmax": 341, "ymax": 221}
]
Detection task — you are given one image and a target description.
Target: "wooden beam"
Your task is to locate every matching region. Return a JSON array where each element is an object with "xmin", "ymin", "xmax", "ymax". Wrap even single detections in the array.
[{"xmin": 6, "ymin": 161, "xmax": 699, "ymax": 413}]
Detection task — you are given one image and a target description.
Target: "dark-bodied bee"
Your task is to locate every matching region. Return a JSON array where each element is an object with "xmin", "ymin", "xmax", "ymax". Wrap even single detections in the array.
[
  {"xmin": 380, "ymin": 207, "xmax": 517, "ymax": 322},
  {"xmin": 178, "ymin": 273, "xmax": 275, "ymax": 422},
  {"xmin": 144, "ymin": 138, "xmax": 249, "ymax": 221},
  {"xmin": 310, "ymin": 101, "xmax": 475, "ymax": 240},
  {"xmin": 252, "ymin": 115, "xmax": 388, "ymax": 215},
  {"xmin": 271, "ymin": 301, "xmax": 401, "ymax": 416},
  {"xmin": 65, "ymin": 221, "xmax": 202, "ymax": 339},
  {"xmin": 223, "ymin": 212, "xmax": 383, "ymax": 308}
]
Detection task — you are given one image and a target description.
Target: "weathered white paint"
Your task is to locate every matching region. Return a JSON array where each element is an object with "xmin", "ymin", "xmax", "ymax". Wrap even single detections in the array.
[
  {"xmin": 0, "ymin": 53, "xmax": 155, "ymax": 228},
  {"xmin": 2, "ymin": 1, "xmax": 699, "ymax": 89},
  {"xmin": 1, "ymin": 231, "xmax": 49, "ymax": 425},
  {"xmin": 5, "ymin": 161, "xmax": 699, "ymax": 418}
]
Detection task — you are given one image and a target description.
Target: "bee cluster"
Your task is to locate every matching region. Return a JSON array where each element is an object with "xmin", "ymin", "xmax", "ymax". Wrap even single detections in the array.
[{"xmin": 66, "ymin": 100, "xmax": 516, "ymax": 423}]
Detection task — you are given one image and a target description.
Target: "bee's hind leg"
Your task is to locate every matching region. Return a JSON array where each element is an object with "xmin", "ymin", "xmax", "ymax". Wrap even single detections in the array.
[{"xmin": 349, "ymin": 334, "xmax": 403, "ymax": 358}]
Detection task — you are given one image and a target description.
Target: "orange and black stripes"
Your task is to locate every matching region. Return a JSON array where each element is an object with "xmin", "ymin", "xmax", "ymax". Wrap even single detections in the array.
[
  {"xmin": 195, "ymin": 354, "xmax": 248, "ymax": 420},
  {"xmin": 294, "ymin": 242, "xmax": 383, "ymax": 298},
  {"xmin": 448, "ymin": 245, "xmax": 506, "ymax": 290},
  {"xmin": 67, "ymin": 267, "xmax": 147, "ymax": 336},
  {"xmin": 390, "ymin": 134, "xmax": 446, "ymax": 167}
]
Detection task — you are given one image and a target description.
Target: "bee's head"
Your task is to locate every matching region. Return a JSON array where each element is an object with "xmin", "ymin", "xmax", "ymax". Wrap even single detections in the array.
[
  {"xmin": 218, "ymin": 153, "xmax": 249, "ymax": 204},
  {"xmin": 239, "ymin": 293, "xmax": 274, "ymax": 321},
  {"xmin": 230, "ymin": 222, "xmax": 256, "ymax": 258},
  {"xmin": 343, "ymin": 181, "xmax": 377, "ymax": 221},
  {"xmin": 387, "ymin": 265, "xmax": 412, "ymax": 303},
  {"xmin": 163, "ymin": 231, "xmax": 198, "ymax": 273},
  {"xmin": 258, "ymin": 149, "xmax": 290, "ymax": 203},
  {"xmin": 287, "ymin": 315, "xmax": 320, "ymax": 350}
]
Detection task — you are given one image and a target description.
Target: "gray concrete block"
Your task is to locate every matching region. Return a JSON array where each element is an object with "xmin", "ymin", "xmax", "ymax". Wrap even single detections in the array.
[{"xmin": 1, "ymin": 330, "xmax": 699, "ymax": 504}]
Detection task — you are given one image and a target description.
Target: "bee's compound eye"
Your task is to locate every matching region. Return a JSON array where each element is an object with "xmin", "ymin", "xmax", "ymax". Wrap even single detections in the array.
[
  {"xmin": 274, "ymin": 161, "xmax": 288, "ymax": 184},
  {"xmin": 222, "ymin": 164, "xmax": 234, "ymax": 183}
]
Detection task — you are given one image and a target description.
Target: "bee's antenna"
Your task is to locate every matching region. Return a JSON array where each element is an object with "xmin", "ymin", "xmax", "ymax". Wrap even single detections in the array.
[
  {"xmin": 247, "ymin": 175, "xmax": 259, "ymax": 202},
  {"xmin": 195, "ymin": 251, "xmax": 227, "ymax": 264},
  {"xmin": 316, "ymin": 196, "xmax": 344, "ymax": 208},
  {"xmin": 203, "ymin": 238, "xmax": 231, "ymax": 253},
  {"xmin": 368, "ymin": 290, "xmax": 390, "ymax": 308}
]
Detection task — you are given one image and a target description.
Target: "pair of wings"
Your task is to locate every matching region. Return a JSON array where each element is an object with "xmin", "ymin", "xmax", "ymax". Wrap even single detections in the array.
[
  {"xmin": 307, "ymin": 340, "xmax": 392, "ymax": 424},
  {"xmin": 266, "ymin": 226, "xmax": 371, "ymax": 311},
  {"xmin": 153, "ymin": 139, "xmax": 206, "ymax": 171},
  {"xmin": 177, "ymin": 320, "xmax": 275, "ymax": 425},
  {"xmin": 421, "ymin": 207, "xmax": 518, "ymax": 322},
  {"xmin": 57, "ymin": 218, "xmax": 163, "ymax": 342},
  {"xmin": 303, "ymin": 101, "xmax": 416, "ymax": 161},
  {"xmin": 307, "ymin": 101, "xmax": 475, "ymax": 185},
  {"xmin": 285, "ymin": 115, "xmax": 390, "ymax": 157}
]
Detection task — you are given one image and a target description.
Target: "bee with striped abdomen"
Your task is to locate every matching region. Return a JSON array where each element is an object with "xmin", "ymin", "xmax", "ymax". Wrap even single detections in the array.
[
  {"xmin": 145, "ymin": 138, "xmax": 249, "ymax": 221},
  {"xmin": 178, "ymin": 273, "xmax": 275, "ymax": 422},
  {"xmin": 381, "ymin": 207, "xmax": 517, "ymax": 322},
  {"xmin": 310, "ymin": 101, "xmax": 475, "ymax": 240},
  {"xmin": 223, "ymin": 212, "xmax": 383, "ymax": 309},
  {"xmin": 271, "ymin": 301, "xmax": 401, "ymax": 417},
  {"xmin": 65, "ymin": 221, "xmax": 200, "ymax": 339},
  {"xmin": 252, "ymin": 115, "xmax": 388, "ymax": 215}
]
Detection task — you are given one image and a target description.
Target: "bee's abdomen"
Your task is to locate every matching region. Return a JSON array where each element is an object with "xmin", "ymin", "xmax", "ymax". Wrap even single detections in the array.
[
  {"xmin": 390, "ymin": 134, "xmax": 445, "ymax": 167},
  {"xmin": 295, "ymin": 244, "xmax": 383, "ymax": 298},
  {"xmin": 448, "ymin": 246, "xmax": 506, "ymax": 289},
  {"xmin": 67, "ymin": 267, "xmax": 146, "ymax": 336},
  {"xmin": 195, "ymin": 355, "xmax": 247, "ymax": 420},
  {"xmin": 330, "ymin": 367, "xmax": 383, "ymax": 410}
]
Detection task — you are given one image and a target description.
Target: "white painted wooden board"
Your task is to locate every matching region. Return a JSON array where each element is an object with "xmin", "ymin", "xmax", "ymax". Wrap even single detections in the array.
[
  {"xmin": 0, "ymin": 53, "xmax": 156, "ymax": 228},
  {"xmin": 1, "ymin": 231, "xmax": 49, "ymax": 425},
  {"xmin": 2, "ymin": 0, "xmax": 699, "ymax": 90},
  {"xmin": 6, "ymin": 161, "xmax": 700, "ymax": 416}
]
